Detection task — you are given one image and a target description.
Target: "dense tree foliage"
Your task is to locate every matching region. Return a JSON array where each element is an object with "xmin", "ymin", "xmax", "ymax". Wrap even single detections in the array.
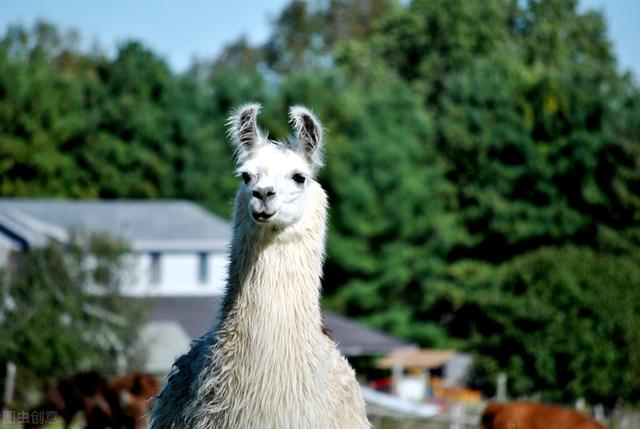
[
  {"xmin": 0, "ymin": 0, "xmax": 638, "ymax": 404},
  {"xmin": 464, "ymin": 246, "xmax": 640, "ymax": 405}
]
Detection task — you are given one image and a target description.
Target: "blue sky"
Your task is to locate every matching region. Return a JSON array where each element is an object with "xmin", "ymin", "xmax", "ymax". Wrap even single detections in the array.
[
  {"xmin": 580, "ymin": 0, "xmax": 639, "ymax": 78},
  {"xmin": 0, "ymin": 0, "xmax": 291, "ymax": 71},
  {"xmin": 0, "ymin": 0, "xmax": 638, "ymax": 78}
]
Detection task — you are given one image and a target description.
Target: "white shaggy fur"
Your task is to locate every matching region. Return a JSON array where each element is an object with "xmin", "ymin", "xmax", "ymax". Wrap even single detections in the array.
[{"xmin": 150, "ymin": 104, "xmax": 370, "ymax": 429}]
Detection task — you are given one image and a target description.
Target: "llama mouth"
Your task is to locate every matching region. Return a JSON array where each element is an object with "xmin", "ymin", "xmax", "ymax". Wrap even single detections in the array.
[{"xmin": 252, "ymin": 210, "xmax": 277, "ymax": 223}]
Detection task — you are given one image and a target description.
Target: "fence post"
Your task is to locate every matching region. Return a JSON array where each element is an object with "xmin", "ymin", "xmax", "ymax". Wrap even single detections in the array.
[
  {"xmin": 594, "ymin": 404, "xmax": 605, "ymax": 423},
  {"xmin": 496, "ymin": 372, "xmax": 507, "ymax": 402},
  {"xmin": 392, "ymin": 359, "xmax": 403, "ymax": 396},
  {"xmin": 3, "ymin": 361, "xmax": 16, "ymax": 410},
  {"xmin": 450, "ymin": 402, "xmax": 463, "ymax": 429}
]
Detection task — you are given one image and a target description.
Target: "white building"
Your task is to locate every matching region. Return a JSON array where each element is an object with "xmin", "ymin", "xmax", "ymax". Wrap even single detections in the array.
[{"xmin": 0, "ymin": 198, "xmax": 231, "ymax": 296}]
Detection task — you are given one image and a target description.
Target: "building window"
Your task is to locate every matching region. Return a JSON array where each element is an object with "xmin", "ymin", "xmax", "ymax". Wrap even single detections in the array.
[
  {"xmin": 150, "ymin": 252, "xmax": 161, "ymax": 285},
  {"xmin": 198, "ymin": 252, "xmax": 208, "ymax": 285}
]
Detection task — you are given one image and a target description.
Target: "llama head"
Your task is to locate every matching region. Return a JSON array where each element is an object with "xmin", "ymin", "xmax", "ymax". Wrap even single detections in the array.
[{"xmin": 228, "ymin": 103, "xmax": 324, "ymax": 227}]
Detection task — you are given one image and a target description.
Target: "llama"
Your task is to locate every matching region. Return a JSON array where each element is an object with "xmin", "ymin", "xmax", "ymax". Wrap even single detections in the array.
[{"xmin": 150, "ymin": 104, "xmax": 370, "ymax": 429}]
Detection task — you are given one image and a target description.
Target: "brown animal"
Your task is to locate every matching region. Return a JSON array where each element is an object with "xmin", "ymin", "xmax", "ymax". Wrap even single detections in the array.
[
  {"xmin": 104, "ymin": 373, "xmax": 160, "ymax": 429},
  {"xmin": 481, "ymin": 402, "xmax": 609, "ymax": 429},
  {"xmin": 24, "ymin": 372, "xmax": 111, "ymax": 429},
  {"xmin": 25, "ymin": 372, "xmax": 159, "ymax": 429}
]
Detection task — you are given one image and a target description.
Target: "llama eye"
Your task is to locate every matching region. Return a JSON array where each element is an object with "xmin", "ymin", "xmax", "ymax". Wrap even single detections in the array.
[
  {"xmin": 292, "ymin": 173, "xmax": 306, "ymax": 184},
  {"xmin": 241, "ymin": 172, "xmax": 252, "ymax": 184}
]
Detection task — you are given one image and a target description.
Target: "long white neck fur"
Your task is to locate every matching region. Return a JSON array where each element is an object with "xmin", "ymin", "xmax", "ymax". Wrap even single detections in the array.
[
  {"xmin": 188, "ymin": 182, "xmax": 329, "ymax": 429},
  {"xmin": 221, "ymin": 181, "xmax": 327, "ymax": 330}
]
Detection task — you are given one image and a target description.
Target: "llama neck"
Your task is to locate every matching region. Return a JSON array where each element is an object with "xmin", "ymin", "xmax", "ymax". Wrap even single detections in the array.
[
  {"xmin": 218, "ymin": 184, "xmax": 328, "ymax": 346},
  {"xmin": 190, "ymin": 185, "xmax": 332, "ymax": 428}
]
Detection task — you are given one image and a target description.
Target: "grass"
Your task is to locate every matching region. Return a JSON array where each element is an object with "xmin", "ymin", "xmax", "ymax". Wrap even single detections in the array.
[
  {"xmin": 372, "ymin": 417, "xmax": 477, "ymax": 429},
  {"xmin": 0, "ymin": 421, "xmax": 83, "ymax": 429}
]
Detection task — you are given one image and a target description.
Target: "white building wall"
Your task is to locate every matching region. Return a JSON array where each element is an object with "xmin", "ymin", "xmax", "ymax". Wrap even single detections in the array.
[
  {"xmin": 125, "ymin": 251, "xmax": 227, "ymax": 296},
  {"xmin": 162, "ymin": 253, "xmax": 198, "ymax": 290},
  {"xmin": 209, "ymin": 253, "xmax": 228, "ymax": 295}
]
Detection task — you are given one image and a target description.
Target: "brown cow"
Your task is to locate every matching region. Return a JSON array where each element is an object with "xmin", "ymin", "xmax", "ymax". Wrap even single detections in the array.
[{"xmin": 481, "ymin": 402, "xmax": 609, "ymax": 429}]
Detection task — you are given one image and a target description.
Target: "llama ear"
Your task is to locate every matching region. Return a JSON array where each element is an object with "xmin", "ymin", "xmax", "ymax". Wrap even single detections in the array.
[
  {"xmin": 228, "ymin": 103, "xmax": 263, "ymax": 161},
  {"xmin": 289, "ymin": 106, "xmax": 324, "ymax": 172}
]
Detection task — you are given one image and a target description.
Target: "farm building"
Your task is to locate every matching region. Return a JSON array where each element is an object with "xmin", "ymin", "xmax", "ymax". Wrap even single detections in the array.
[{"xmin": 0, "ymin": 198, "xmax": 230, "ymax": 296}]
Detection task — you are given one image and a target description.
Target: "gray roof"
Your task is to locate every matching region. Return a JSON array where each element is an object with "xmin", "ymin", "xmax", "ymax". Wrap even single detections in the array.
[
  {"xmin": 146, "ymin": 296, "xmax": 412, "ymax": 357},
  {"xmin": 322, "ymin": 312, "xmax": 414, "ymax": 357},
  {"xmin": 0, "ymin": 198, "xmax": 231, "ymax": 252},
  {"xmin": 148, "ymin": 296, "xmax": 220, "ymax": 339}
]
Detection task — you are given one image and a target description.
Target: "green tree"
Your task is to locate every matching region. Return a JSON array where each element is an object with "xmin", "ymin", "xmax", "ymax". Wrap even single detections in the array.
[
  {"xmin": 80, "ymin": 41, "xmax": 176, "ymax": 198},
  {"xmin": 0, "ymin": 234, "xmax": 146, "ymax": 394},
  {"xmin": 466, "ymin": 247, "xmax": 640, "ymax": 405},
  {"xmin": 263, "ymin": 0, "xmax": 393, "ymax": 73},
  {"xmin": 373, "ymin": 0, "xmax": 511, "ymax": 100},
  {"xmin": 0, "ymin": 23, "xmax": 94, "ymax": 197}
]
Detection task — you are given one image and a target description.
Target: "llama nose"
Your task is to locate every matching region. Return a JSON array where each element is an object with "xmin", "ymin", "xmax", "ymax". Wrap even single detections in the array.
[{"xmin": 252, "ymin": 186, "xmax": 276, "ymax": 201}]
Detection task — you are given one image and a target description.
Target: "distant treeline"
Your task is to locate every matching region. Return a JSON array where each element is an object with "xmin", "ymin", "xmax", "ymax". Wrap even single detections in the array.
[{"xmin": 0, "ymin": 0, "xmax": 638, "ymax": 405}]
